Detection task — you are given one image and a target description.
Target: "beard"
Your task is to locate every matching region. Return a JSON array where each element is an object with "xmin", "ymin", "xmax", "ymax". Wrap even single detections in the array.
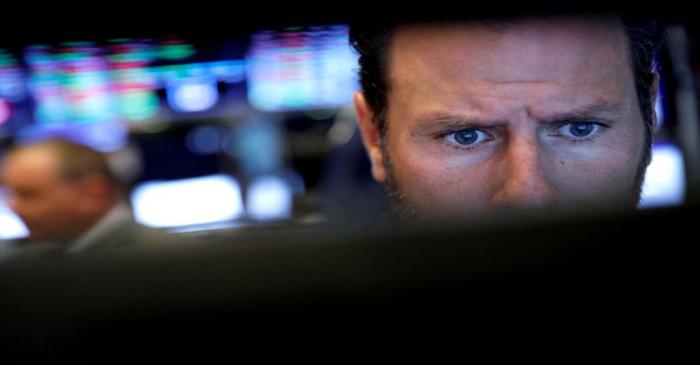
[{"xmin": 381, "ymin": 146, "xmax": 420, "ymax": 221}]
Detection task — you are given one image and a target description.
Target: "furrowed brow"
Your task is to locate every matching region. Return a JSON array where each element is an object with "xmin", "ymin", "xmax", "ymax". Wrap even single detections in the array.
[
  {"xmin": 417, "ymin": 112, "xmax": 505, "ymax": 128},
  {"xmin": 539, "ymin": 101, "xmax": 625, "ymax": 123}
]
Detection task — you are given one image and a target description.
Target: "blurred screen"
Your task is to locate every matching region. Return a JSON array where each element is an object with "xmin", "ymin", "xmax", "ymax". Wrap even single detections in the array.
[
  {"xmin": 246, "ymin": 175, "xmax": 294, "ymax": 221},
  {"xmin": 246, "ymin": 25, "xmax": 358, "ymax": 111},
  {"xmin": 640, "ymin": 142, "xmax": 686, "ymax": 208},
  {"xmin": 131, "ymin": 174, "xmax": 244, "ymax": 229},
  {"xmin": 0, "ymin": 37, "xmax": 248, "ymax": 151},
  {"xmin": 0, "ymin": 209, "xmax": 27, "ymax": 240},
  {"xmin": 0, "ymin": 25, "xmax": 357, "ymax": 149},
  {"xmin": 131, "ymin": 173, "xmax": 294, "ymax": 230},
  {"xmin": 0, "ymin": 188, "xmax": 28, "ymax": 240}
]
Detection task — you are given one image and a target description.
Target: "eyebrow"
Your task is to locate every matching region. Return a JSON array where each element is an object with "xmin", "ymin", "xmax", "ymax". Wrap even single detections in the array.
[
  {"xmin": 416, "ymin": 101, "xmax": 625, "ymax": 128},
  {"xmin": 417, "ymin": 112, "xmax": 502, "ymax": 129},
  {"xmin": 539, "ymin": 101, "xmax": 625, "ymax": 123}
]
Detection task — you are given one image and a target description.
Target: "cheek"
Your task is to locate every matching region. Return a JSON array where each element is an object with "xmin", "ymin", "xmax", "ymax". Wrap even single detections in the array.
[
  {"xmin": 549, "ymin": 142, "xmax": 643, "ymax": 199},
  {"xmin": 39, "ymin": 190, "xmax": 84, "ymax": 217},
  {"xmin": 389, "ymin": 140, "xmax": 494, "ymax": 211}
]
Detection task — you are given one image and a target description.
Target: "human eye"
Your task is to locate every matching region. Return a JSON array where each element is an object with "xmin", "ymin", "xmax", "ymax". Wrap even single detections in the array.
[
  {"xmin": 553, "ymin": 121, "xmax": 607, "ymax": 142},
  {"xmin": 442, "ymin": 128, "xmax": 492, "ymax": 150}
]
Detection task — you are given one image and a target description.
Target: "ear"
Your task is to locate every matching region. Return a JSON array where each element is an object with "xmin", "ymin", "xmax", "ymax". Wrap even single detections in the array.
[
  {"xmin": 354, "ymin": 92, "xmax": 387, "ymax": 183},
  {"xmin": 80, "ymin": 174, "xmax": 115, "ymax": 211},
  {"xmin": 650, "ymin": 73, "xmax": 660, "ymax": 132}
]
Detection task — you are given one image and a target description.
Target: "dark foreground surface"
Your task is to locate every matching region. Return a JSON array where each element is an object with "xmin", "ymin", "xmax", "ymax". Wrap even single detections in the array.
[{"xmin": 1, "ymin": 203, "xmax": 697, "ymax": 360}]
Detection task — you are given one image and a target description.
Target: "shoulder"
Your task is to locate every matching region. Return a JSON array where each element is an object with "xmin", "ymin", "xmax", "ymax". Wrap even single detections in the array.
[
  {"xmin": 129, "ymin": 223, "xmax": 181, "ymax": 246},
  {"xmin": 0, "ymin": 240, "xmax": 65, "ymax": 265}
]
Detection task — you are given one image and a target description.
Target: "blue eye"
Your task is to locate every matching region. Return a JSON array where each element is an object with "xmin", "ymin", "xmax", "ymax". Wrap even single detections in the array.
[
  {"xmin": 455, "ymin": 130, "xmax": 478, "ymax": 145},
  {"xmin": 558, "ymin": 122, "xmax": 601, "ymax": 139},
  {"xmin": 445, "ymin": 129, "xmax": 489, "ymax": 146}
]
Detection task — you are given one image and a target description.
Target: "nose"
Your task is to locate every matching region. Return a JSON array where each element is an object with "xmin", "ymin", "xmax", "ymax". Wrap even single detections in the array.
[{"xmin": 491, "ymin": 136, "xmax": 556, "ymax": 209}]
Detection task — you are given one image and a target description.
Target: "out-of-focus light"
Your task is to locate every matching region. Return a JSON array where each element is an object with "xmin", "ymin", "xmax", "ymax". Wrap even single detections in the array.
[
  {"xmin": 167, "ymin": 79, "xmax": 219, "ymax": 113},
  {"xmin": 0, "ymin": 209, "xmax": 29, "ymax": 240},
  {"xmin": 639, "ymin": 143, "xmax": 686, "ymax": 208},
  {"xmin": 18, "ymin": 41, "xmax": 141, "ymax": 151},
  {"xmin": 27, "ymin": 43, "xmax": 122, "ymax": 127},
  {"xmin": 70, "ymin": 92, "xmax": 114, "ymax": 123},
  {"xmin": 246, "ymin": 176, "xmax": 293, "ymax": 221},
  {"xmin": 117, "ymin": 90, "xmax": 159, "ymax": 121},
  {"xmin": 0, "ymin": 191, "xmax": 29, "ymax": 240},
  {"xmin": 230, "ymin": 118, "xmax": 284, "ymax": 175},
  {"xmin": 132, "ymin": 174, "xmax": 244, "ymax": 228},
  {"xmin": 209, "ymin": 60, "xmax": 246, "ymax": 83},
  {"xmin": 15, "ymin": 121, "xmax": 129, "ymax": 152},
  {"xmin": 0, "ymin": 70, "xmax": 28, "ymax": 102},
  {"xmin": 108, "ymin": 50, "xmax": 155, "ymax": 64},
  {"xmin": 654, "ymin": 89, "xmax": 664, "ymax": 132},
  {"xmin": 111, "ymin": 68, "xmax": 154, "ymax": 87},
  {"xmin": 24, "ymin": 46, "xmax": 56, "ymax": 73},
  {"xmin": 158, "ymin": 42, "xmax": 195, "ymax": 60},
  {"xmin": 186, "ymin": 125, "xmax": 226, "ymax": 155},
  {"xmin": 80, "ymin": 122, "xmax": 130, "ymax": 152},
  {"xmin": 35, "ymin": 98, "xmax": 69, "ymax": 124},
  {"xmin": 246, "ymin": 24, "xmax": 358, "ymax": 112},
  {"xmin": 0, "ymin": 49, "xmax": 17, "ymax": 67},
  {"xmin": 0, "ymin": 98, "xmax": 11, "ymax": 125}
]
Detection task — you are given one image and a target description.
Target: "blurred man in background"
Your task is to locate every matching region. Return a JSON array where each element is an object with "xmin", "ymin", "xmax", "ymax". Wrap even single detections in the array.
[
  {"xmin": 0, "ymin": 139, "xmax": 170, "ymax": 260},
  {"xmin": 350, "ymin": 14, "xmax": 666, "ymax": 222}
]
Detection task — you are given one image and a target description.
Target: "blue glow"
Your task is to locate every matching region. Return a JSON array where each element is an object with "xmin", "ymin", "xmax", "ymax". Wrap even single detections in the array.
[
  {"xmin": 0, "ymin": 69, "xmax": 28, "ymax": 102},
  {"xmin": 0, "ymin": 190, "xmax": 29, "ymax": 240},
  {"xmin": 639, "ymin": 143, "xmax": 686, "ymax": 208},
  {"xmin": 209, "ymin": 60, "xmax": 246, "ymax": 83},
  {"xmin": 0, "ymin": 210, "xmax": 28, "ymax": 240},
  {"xmin": 167, "ymin": 79, "xmax": 219, "ymax": 113},
  {"xmin": 186, "ymin": 125, "xmax": 227, "ymax": 155},
  {"xmin": 131, "ymin": 174, "xmax": 244, "ymax": 228},
  {"xmin": 654, "ymin": 87, "xmax": 664, "ymax": 131},
  {"xmin": 16, "ymin": 121, "xmax": 129, "ymax": 152},
  {"xmin": 246, "ymin": 176, "xmax": 293, "ymax": 221}
]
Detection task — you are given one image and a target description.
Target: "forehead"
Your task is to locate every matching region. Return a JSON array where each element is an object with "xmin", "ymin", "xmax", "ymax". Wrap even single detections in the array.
[
  {"xmin": 2, "ymin": 148, "xmax": 62, "ymax": 183},
  {"xmin": 388, "ymin": 17, "xmax": 633, "ymax": 112}
]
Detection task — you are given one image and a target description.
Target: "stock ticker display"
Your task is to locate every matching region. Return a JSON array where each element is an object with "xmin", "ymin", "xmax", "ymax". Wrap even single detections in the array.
[{"xmin": 0, "ymin": 25, "xmax": 358, "ymax": 151}]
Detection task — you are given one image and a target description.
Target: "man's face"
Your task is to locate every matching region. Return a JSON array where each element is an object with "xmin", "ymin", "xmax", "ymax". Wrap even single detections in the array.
[
  {"xmin": 1, "ymin": 150, "xmax": 91, "ymax": 242},
  {"xmin": 355, "ymin": 17, "xmax": 653, "ymax": 220}
]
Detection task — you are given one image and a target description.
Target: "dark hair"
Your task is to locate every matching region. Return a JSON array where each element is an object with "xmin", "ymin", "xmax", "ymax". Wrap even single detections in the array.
[{"xmin": 349, "ymin": 16, "xmax": 666, "ymax": 138}]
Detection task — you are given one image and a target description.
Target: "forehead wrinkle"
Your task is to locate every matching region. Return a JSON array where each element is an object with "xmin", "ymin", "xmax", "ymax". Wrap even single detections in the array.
[
  {"xmin": 389, "ymin": 17, "xmax": 631, "ymax": 91},
  {"xmin": 387, "ymin": 17, "xmax": 638, "ymax": 140}
]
